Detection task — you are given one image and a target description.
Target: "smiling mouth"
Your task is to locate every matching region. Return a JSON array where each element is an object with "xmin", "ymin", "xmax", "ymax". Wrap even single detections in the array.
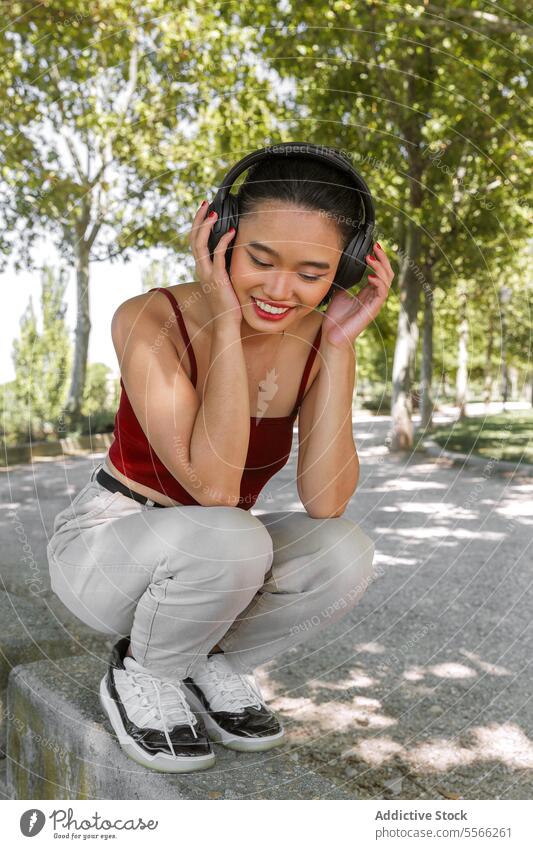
[
  {"xmin": 254, "ymin": 297, "xmax": 294, "ymax": 308},
  {"xmin": 251, "ymin": 296, "xmax": 296, "ymax": 312}
]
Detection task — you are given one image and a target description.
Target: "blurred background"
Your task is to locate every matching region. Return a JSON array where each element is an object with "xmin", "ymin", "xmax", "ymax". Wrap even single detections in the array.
[{"xmin": 1, "ymin": 0, "xmax": 531, "ymax": 466}]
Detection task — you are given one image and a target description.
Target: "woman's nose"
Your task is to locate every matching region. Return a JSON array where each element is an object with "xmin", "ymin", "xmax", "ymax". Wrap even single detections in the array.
[{"xmin": 263, "ymin": 273, "xmax": 295, "ymax": 301}]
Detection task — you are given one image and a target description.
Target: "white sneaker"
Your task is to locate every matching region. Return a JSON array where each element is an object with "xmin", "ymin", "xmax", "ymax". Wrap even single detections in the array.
[
  {"xmin": 183, "ymin": 653, "xmax": 285, "ymax": 752},
  {"xmin": 99, "ymin": 637, "xmax": 215, "ymax": 772}
]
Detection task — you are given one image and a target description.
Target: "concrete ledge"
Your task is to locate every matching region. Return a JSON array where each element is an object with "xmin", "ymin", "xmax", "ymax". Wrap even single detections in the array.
[
  {"xmin": 0, "ymin": 591, "xmax": 112, "ymax": 754},
  {"xmin": 420, "ymin": 439, "xmax": 533, "ymax": 477},
  {"xmin": 6, "ymin": 656, "xmax": 351, "ymax": 800},
  {"xmin": 0, "ymin": 759, "xmax": 13, "ymax": 799}
]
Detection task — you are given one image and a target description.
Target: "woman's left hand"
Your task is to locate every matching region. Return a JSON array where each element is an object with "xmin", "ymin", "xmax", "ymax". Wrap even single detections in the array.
[{"xmin": 322, "ymin": 242, "xmax": 394, "ymax": 349}]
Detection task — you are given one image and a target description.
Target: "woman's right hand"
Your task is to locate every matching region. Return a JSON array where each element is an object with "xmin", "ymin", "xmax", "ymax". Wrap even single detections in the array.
[{"xmin": 190, "ymin": 202, "xmax": 242, "ymax": 330}]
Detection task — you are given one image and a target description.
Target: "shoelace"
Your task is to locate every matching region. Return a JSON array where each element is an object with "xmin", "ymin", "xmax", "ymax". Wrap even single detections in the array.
[
  {"xmin": 201, "ymin": 663, "xmax": 264, "ymax": 713},
  {"xmin": 121, "ymin": 668, "xmax": 198, "ymax": 758}
]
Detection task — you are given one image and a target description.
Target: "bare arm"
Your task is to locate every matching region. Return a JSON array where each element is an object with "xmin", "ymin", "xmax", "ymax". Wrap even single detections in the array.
[
  {"xmin": 112, "ymin": 297, "xmax": 250, "ymax": 508},
  {"xmin": 184, "ymin": 200, "xmax": 254, "ymax": 504},
  {"xmin": 113, "ymin": 203, "xmax": 253, "ymax": 507},
  {"xmin": 188, "ymin": 319, "xmax": 250, "ymax": 505},
  {"xmin": 296, "ymin": 239, "xmax": 394, "ymax": 516},
  {"xmin": 296, "ymin": 340, "xmax": 359, "ymax": 518}
]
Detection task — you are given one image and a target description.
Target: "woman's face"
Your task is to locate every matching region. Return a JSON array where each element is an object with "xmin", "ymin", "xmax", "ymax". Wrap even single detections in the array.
[{"xmin": 229, "ymin": 200, "xmax": 343, "ymax": 333}]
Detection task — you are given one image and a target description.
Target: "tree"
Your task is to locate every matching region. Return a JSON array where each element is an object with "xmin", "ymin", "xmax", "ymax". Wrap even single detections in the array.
[
  {"xmin": 82, "ymin": 363, "xmax": 114, "ymax": 417},
  {"xmin": 39, "ymin": 265, "xmax": 72, "ymax": 436},
  {"xmin": 239, "ymin": 0, "xmax": 531, "ymax": 448},
  {"xmin": 11, "ymin": 296, "xmax": 40, "ymax": 440},
  {"xmin": 0, "ymin": 1, "xmax": 279, "ymax": 430},
  {"xmin": 455, "ymin": 280, "xmax": 469, "ymax": 418},
  {"xmin": 419, "ymin": 262, "xmax": 436, "ymax": 429},
  {"xmin": 141, "ymin": 257, "xmax": 175, "ymax": 293},
  {"xmin": 11, "ymin": 264, "xmax": 70, "ymax": 440}
]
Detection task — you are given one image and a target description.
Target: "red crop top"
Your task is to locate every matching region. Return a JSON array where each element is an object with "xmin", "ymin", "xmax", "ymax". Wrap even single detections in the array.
[{"xmin": 108, "ymin": 286, "xmax": 322, "ymax": 510}]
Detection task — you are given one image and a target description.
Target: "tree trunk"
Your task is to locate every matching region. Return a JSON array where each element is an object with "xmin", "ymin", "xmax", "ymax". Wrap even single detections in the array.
[
  {"xmin": 484, "ymin": 312, "xmax": 494, "ymax": 406},
  {"xmin": 388, "ymin": 221, "xmax": 422, "ymax": 451},
  {"xmin": 500, "ymin": 300, "xmax": 509, "ymax": 408},
  {"xmin": 456, "ymin": 280, "xmax": 468, "ymax": 419},
  {"xmin": 419, "ymin": 262, "xmax": 435, "ymax": 430},
  {"xmin": 509, "ymin": 365, "xmax": 518, "ymax": 401},
  {"xmin": 65, "ymin": 241, "xmax": 91, "ymax": 429}
]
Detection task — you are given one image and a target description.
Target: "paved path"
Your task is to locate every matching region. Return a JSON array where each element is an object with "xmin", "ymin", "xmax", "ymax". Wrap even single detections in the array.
[{"xmin": 1, "ymin": 410, "xmax": 532, "ymax": 799}]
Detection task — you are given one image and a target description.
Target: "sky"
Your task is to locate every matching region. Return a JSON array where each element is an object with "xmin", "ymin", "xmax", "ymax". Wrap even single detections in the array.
[{"xmin": 0, "ymin": 246, "xmax": 186, "ymax": 384}]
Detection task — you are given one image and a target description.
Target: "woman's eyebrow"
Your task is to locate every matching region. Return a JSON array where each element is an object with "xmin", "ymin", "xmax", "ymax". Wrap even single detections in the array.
[{"xmin": 248, "ymin": 241, "xmax": 330, "ymax": 269}]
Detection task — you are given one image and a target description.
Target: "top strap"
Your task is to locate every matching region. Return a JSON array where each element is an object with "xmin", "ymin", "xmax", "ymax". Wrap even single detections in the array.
[
  {"xmin": 292, "ymin": 323, "xmax": 323, "ymax": 414},
  {"xmin": 149, "ymin": 287, "xmax": 321, "ymax": 411},
  {"xmin": 151, "ymin": 287, "xmax": 198, "ymax": 387}
]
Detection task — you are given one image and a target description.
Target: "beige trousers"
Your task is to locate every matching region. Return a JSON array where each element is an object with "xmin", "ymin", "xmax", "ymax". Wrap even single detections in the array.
[{"xmin": 47, "ymin": 462, "xmax": 376, "ymax": 678}]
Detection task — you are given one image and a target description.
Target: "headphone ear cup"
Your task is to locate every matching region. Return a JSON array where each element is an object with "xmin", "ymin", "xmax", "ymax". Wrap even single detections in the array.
[
  {"xmin": 207, "ymin": 196, "xmax": 239, "ymax": 275},
  {"xmin": 224, "ymin": 196, "xmax": 239, "ymax": 275},
  {"xmin": 334, "ymin": 234, "xmax": 366, "ymax": 289},
  {"xmin": 334, "ymin": 225, "xmax": 375, "ymax": 290}
]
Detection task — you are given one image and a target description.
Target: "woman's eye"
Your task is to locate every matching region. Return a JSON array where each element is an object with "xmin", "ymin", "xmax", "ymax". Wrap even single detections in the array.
[
  {"xmin": 249, "ymin": 254, "xmax": 321, "ymax": 282},
  {"xmin": 249, "ymin": 255, "xmax": 271, "ymax": 269}
]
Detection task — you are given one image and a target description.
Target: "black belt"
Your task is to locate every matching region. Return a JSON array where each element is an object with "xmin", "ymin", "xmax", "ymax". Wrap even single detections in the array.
[{"xmin": 96, "ymin": 468, "xmax": 167, "ymax": 508}]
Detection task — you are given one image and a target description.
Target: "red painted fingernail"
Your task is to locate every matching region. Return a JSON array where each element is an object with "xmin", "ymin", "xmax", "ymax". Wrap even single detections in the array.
[
  {"xmin": 200, "ymin": 200, "xmax": 207, "ymax": 207},
  {"xmin": 368, "ymin": 254, "xmax": 376, "ymax": 261},
  {"xmin": 376, "ymin": 243, "xmax": 382, "ymax": 249},
  {"xmin": 208, "ymin": 211, "xmax": 217, "ymax": 218},
  {"xmin": 229, "ymin": 227, "xmax": 235, "ymax": 233}
]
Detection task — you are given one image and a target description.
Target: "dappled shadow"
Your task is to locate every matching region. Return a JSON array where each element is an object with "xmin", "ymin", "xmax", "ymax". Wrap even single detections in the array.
[
  {"xmin": 262, "ymin": 640, "xmax": 533, "ymax": 799},
  {"xmin": 260, "ymin": 422, "xmax": 532, "ymax": 799},
  {"xmin": 2, "ymin": 418, "xmax": 532, "ymax": 799}
]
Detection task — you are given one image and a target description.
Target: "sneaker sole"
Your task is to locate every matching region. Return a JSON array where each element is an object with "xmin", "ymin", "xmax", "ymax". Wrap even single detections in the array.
[
  {"xmin": 98, "ymin": 675, "xmax": 216, "ymax": 773},
  {"xmin": 183, "ymin": 686, "xmax": 286, "ymax": 752}
]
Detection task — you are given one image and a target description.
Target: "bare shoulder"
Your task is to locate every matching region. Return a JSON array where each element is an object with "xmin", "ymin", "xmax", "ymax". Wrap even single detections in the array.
[
  {"xmin": 112, "ymin": 282, "xmax": 198, "ymax": 320},
  {"xmin": 112, "ymin": 282, "xmax": 204, "ymax": 347}
]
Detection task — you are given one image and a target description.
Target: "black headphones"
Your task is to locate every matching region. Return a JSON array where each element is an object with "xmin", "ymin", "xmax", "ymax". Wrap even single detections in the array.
[{"xmin": 206, "ymin": 141, "xmax": 375, "ymax": 295}]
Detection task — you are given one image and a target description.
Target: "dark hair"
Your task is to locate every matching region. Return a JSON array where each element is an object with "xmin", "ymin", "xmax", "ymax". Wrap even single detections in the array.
[{"xmin": 236, "ymin": 155, "xmax": 364, "ymax": 308}]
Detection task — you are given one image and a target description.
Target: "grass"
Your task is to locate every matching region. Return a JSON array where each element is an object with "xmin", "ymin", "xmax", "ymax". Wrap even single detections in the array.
[{"xmin": 422, "ymin": 410, "xmax": 533, "ymax": 465}]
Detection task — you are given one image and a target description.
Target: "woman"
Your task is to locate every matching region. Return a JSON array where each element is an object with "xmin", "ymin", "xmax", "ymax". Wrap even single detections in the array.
[{"xmin": 46, "ymin": 147, "xmax": 394, "ymax": 774}]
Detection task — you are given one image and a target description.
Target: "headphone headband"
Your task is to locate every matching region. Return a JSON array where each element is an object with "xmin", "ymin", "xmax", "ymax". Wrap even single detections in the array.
[
  {"xmin": 207, "ymin": 141, "xmax": 376, "ymax": 298},
  {"xmin": 213, "ymin": 141, "xmax": 374, "ymax": 231}
]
